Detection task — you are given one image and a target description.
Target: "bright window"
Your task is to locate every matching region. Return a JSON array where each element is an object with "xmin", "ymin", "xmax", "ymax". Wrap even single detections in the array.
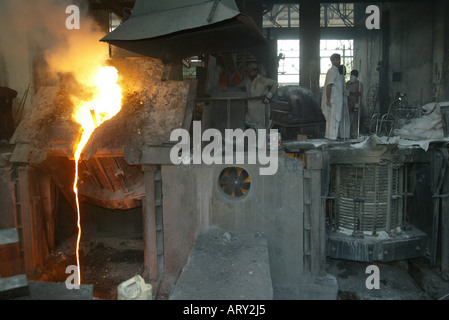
[
  {"xmin": 263, "ymin": 3, "xmax": 354, "ymax": 28},
  {"xmin": 277, "ymin": 40, "xmax": 300, "ymax": 85},
  {"xmin": 277, "ymin": 39, "xmax": 354, "ymax": 87}
]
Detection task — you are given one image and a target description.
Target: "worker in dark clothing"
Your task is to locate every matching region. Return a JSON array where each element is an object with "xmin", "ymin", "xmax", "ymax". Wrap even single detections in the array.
[
  {"xmin": 0, "ymin": 86, "xmax": 18, "ymax": 142},
  {"xmin": 346, "ymin": 70, "xmax": 363, "ymax": 138}
]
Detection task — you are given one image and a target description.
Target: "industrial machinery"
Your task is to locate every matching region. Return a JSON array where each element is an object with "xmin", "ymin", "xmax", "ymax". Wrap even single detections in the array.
[
  {"xmin": 270, "ymin": 85, "xmax": 325, "ymax": 140},
  {"xmin": 325, "ymin": 146, "xmax": 427, "ymax": 263}
]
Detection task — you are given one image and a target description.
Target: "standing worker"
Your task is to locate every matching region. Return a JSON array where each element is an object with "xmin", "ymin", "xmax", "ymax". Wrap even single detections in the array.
[
  {"xmin": 346, "ymin": 70, "xmax": 363, "ymax": 138},
  {"xmin": 338, "ymin": 64, "xmax": 350, "ymax": 139},
  {"xmin": 245, "ymin": 62, "xmax": 278, "ymax": 131},
  {"xmin": 321, "ymin": 54, "xmax": 344, "ymax": 141}
]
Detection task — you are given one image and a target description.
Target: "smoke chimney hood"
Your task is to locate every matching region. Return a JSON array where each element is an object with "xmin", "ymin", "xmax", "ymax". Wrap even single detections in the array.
[{"xmin": 100, "ymin": 0, "xmax": 268, "ymax": 63}]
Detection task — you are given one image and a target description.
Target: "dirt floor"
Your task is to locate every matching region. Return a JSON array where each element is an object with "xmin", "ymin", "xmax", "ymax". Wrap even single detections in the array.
[
  {"xmin": 31, "ymin": 234, "xmax": 146, "ymax": 300},
  {"xmin": 326, "ymin": 258, "xmax": 431, "ymax": 300},
  {"xmin": 80, "ymin": 241, "xmax": 144, "ymax": 300},
  {"xmin": 27, "ymin": 232, "xmax": 449, "ymax": 300}
]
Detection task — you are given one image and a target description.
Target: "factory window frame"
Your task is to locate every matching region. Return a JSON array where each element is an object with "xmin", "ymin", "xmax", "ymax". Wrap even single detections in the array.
[
  {"xmin": 109, "ymin": 12, "xmax": 121, "ymax": 32},
  {"xmin": 182, "ymin": 57, "xmax": 204, "ymax": 80},
  {"xmin": 277, "ymin": 39, "xmax": 354, "ymax": 87},
  {"xmin": 319, "ymin": 39, "xmax": 354, "ymax": 87},
  {"xmin": 263, "ymin": 3, "xmax": 354, "ymax": 28},
  {"xmin": 321, "ymin": 3, "xmax": 354, "ymax": 27},
  {"xmin": 182, "ymin": 66, "xmax": 197, "ymax": 79},
  {"xmin": 277, "ymin": 39, "xmax": 300, "ymax": 85},
  {"xmin": 263, "ymin": 4, "xmax": 300, "ymax": 28}
]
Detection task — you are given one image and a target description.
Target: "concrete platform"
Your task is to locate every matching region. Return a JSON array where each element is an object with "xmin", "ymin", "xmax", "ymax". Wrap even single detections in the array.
[
  {"xmin": 0, "ymin": 274, "xmax": 29, "ymax": 299},
  {"xmin": 0, "ymin": 228, "xmax": 19, "ymax": 245},
  {"xmin": 14, "ymin": 281, "xmax": 94, "ymax": 300},
  {"xmin": 169, "ymin": 226, "xmax": 273, "ymax": 300},
  {"xmin": 0, "ymin": 229, "xmax": 22, "ymax": 277}
]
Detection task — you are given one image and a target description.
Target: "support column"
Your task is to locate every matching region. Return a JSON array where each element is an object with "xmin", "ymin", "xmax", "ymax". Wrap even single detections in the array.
[
  {"xmin": 441, "ymin": 162, "xmax": 449, "ymax": 280},
  {"xmin": 304, "ymin": 150, "xmax": 325, "ymax": 277},
  {"xmin": 18, "ymin": 166, "xmax": 36, "ymax": 275},
  {"xmin": 142, "ymin": 165, "xmax": 158, "ymax": 281},
  {"xmin": 439, "ymin": 0, "xmax": 449, "ymax": 101},
  {"xmin": 16, "ymin": 166, "xmax": 57, "ymax": 277},
  {"xmin": 430, "ymin": 148, "xmax": 447, "ymax": 267},
  {"xmin": 299, "ymin": 0, "xmax": 320, "ymax": 99},
  {"xmin": 378, "ymin": 9, "xmax": 390, "ymax": 114},
  {"xmin": 431, "ymin": 0, "xmax": 446, "ymax": 102}
]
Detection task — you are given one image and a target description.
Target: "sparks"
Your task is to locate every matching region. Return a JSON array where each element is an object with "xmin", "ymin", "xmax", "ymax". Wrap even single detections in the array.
[{"xmin": 72, "ymin": 66, "xmax": 122, "ymax": 285}]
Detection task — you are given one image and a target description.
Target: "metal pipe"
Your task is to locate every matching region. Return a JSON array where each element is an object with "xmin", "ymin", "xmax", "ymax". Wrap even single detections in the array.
[
  {"xmin": 398, "ymin": 165, "xmax": 404, "ymax": 229},
  {"xmin": 386, "ymin": 164, "xmax": 393, "ymax": 234},
  {"xmin": 335, "ymin": 165, "xmax": 341, "ymax": 229},
  {"xmin": 404, "ymin": 165, "xmax": 408, "ymax": 227}
]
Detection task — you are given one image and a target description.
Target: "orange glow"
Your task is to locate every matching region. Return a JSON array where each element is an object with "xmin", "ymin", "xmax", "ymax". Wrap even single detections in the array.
[{"xmin": 72, "ymin": 66, "xmax": 122, "ymax": 285}]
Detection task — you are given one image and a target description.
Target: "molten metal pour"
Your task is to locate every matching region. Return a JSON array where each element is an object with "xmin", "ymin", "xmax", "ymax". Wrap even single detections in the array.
[{"xmin": 72, "ymin": 66, "xmax": 122, "ymax": 284}]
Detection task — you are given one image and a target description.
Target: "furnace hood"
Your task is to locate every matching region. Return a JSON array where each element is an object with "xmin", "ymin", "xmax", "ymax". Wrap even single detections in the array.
[{"xmin": 100, "ymin": 0, "xmax": 268, "ymax": 63}]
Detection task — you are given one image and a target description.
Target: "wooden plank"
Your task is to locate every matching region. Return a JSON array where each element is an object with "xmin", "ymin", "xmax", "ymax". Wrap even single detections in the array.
[
  {"xmin": 0, "ymin": 242, "xmax": 22, "ymax": 277},
  {"xmin": 18, "ymin": 167, "xmax": 35, "ymax": 275}
]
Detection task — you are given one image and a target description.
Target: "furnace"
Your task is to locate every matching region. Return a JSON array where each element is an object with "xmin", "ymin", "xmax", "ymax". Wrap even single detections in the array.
[{"xmin": 5, "ymin": 56, "xmax": 197, "ymax": 298}]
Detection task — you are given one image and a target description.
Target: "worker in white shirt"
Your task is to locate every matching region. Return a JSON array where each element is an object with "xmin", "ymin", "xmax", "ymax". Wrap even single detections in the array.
[
  {"xmin": 245, "ymin": 62, "xmax": 278, "ymax": 131},
  {"xmin": 321, "ymin": 53, "xmax": 344, "ymax": 141}
]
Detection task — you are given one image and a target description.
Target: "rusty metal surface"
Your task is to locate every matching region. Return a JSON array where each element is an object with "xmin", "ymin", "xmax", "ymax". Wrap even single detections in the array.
[{"xmin": 78, "ymin": 157, "xmax": 144, "ymax": 210}]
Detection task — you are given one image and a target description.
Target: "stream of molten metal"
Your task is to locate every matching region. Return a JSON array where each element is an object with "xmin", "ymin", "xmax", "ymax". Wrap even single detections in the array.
[{"xmin": 72, "ymin": 66, "xmax": 122, "ymax": 284}]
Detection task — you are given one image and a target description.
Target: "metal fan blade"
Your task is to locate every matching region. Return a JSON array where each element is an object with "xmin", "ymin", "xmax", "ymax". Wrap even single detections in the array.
[
  {"xmin": 233, "ymin": 186, "xmax": 244, "ymax": 197},
  {"xmin": 239, "ymin": 169, "xmax": 249, "ymax": 181},
  {"xmin": 227, "ymin": 167, "xmax": 238, "ymax": 179},
  {"xmin": 241, "ymin": 182, "xmax": 251, "ymax": 190},
  {"xmin": 219, "ymin": 175, "xmax": 233, "ymax": 185},
  {"xmin": 223, "ymin": 184, "xmax": 233, "ymax": 195}
]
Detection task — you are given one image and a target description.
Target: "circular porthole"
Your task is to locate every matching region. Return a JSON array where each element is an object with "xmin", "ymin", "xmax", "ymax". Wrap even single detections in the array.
[{"xmin": 218, "ymin": 167, "xmax": 251, "ymax": 198}]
